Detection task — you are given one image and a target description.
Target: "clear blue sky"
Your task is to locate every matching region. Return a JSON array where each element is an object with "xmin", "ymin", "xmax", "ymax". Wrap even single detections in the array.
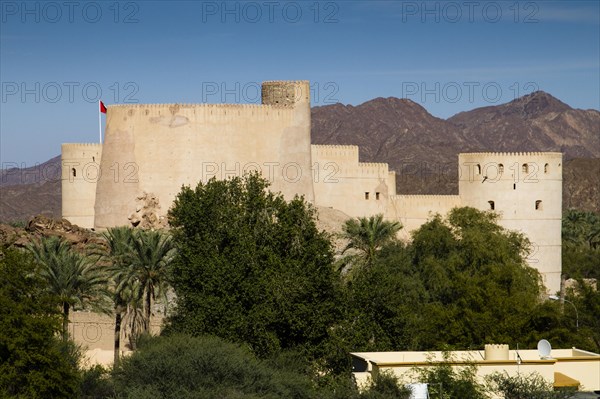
[{"xmin": 1, "ymin": 0, "xmax": 599, "ymax": 165}]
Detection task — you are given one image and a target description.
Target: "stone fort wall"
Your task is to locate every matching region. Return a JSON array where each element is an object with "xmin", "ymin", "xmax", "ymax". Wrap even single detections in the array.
[
  {"xmin": 311, "ymin": 145, "xmax": 396, "ymax": 217},
  {"xmin": 92, "ymin": 81, "xmax": 314, "ymax": 229}
]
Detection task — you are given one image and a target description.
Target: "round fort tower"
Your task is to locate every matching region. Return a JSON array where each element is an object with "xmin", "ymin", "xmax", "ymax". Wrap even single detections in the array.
[
  {"xmin": 61, "ymin": 143, "xmax": 103, "ymax": 228},
  {"xmin": 458, "ymin": 152, "xmax": 563, "ymax": 293},
  {"xmin": 261, "ymin": 80, "xmax": 310, "ymax": 107}
]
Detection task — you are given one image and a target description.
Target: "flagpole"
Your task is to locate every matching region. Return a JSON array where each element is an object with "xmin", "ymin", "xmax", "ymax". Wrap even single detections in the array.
[{"xmin": 98, "ymin": 100, "xmax": 102, "ymax": 143}]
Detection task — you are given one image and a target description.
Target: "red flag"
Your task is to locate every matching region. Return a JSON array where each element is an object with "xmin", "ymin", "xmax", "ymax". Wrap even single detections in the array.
[{"xmin": 100, "ymin": 101, "xmax": 107, "ymax": 114}]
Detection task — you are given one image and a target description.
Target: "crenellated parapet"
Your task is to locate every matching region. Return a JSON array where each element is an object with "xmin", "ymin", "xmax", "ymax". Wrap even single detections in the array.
[
  {"xmin": 357, "ymin": 162, "xmax": 390, "ymax": 177},
  {"xmin": 107, "ymin": 102, "xmax": 290, "ymax": 110},
  {"xmin": 106, "ymin": 102, "xmax": 296, "ymax": 125},
  {"xmin": 311, "ymin": 145, "xmax": 358, "ymax": 163},
  {"xmin": 62, "ymin": 143, "xmax": 103, "ymax": 147},
  {"xmin": 390, "ymin": 194, "xmax": 461, "ymax": 200},
  {"xmin": 311, "ymin": 144, "xmax": 359, "ymax": 151},
  {"xmin": 460, "ymin": 151, "xmax": 562, "ymax": 157}
]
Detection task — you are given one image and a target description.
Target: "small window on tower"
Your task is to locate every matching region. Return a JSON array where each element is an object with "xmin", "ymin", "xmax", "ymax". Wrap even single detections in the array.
[
  {"xmin": 535, "ymin": 200, "xmax": 543, "ymax": 210},
  {"xmin": 544, "ymin": 163, "xmax": 549, "ymax": 173},
  {"xmin": 488, "ymin": 200, "xmax": 495, "ymax": 210},
  {"xmin": 522, "ymin": 163, "xmax": 529, "ymax": 174},
  {"xmin": 71, "ymin": 168, "xmax": 76, "ymax": 177},
  {"xmin": 365, "ymin": 192, "xmax": 369, "ymax": 200},
  {"xmin": 375, "ymin": 192, "xmax": 380, "ymax": 200},
  {"xmin": 476, "ymin": 164, "xmax": 481, "ymax": 175},
  {"xmin": 498, "ymin": 163, "xmax": 504, "ymax": 173}
]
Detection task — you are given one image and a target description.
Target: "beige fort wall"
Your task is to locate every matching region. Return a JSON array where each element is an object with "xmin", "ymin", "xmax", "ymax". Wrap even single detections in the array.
[
  {"xmin": 93, "ymin": 81, "xmax": 314, "ymax": 229},
  {"xmin": 61, "ymin": 143, "xmax": 102, "ymax": 229},
  {"xmin": 312, "ymin": 145, "xmax": 396, "ymax": 217},
  {"xmin": 386, "ymin": 195, "xmax": 461, "ymax": 240},
  {"xmin": 458, "ymin": 152, "xmax": 563, "ymax": 294}
]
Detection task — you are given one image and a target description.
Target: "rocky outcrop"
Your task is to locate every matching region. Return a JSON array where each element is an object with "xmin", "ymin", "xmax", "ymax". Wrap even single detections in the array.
[
  {"xmin": 0, "ymin": 215, "xmax": 103, "ymax": 250},
  {"xmin": 128, "ymin": 192, "xmax": 168, "ymax": 230}
]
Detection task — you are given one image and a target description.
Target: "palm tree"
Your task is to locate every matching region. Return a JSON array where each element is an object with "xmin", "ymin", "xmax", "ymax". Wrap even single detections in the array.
[
  {"xmin": 101, "ymin": 226, "xmax": 137, "ymax": 365},
  {"xmin": 100, "ymin": 228, "xmax": 175, "ymax": 357},
  {"xmin": 127, "ymin": 230, "xmax": 176, "ymax": 334},
  {"xmin": 563, "ymin": 209, "xmax": 600, "ymax": 250},
  {"xmin": 27, "ymin": 236, "xmax": 109, "ymax": 341},
  {"xmin": 340, "ymin": 214, "xmax": 402, "ymax": 269}
]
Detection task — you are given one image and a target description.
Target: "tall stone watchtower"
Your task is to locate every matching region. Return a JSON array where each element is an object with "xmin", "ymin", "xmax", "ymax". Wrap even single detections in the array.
[
  {"xmin": 458, "ymin": 152, "xmax": 563, "ymax": 293},
  {"xmin": 61, "ymin": 143, "xmax": 103, "ymax": 228}
]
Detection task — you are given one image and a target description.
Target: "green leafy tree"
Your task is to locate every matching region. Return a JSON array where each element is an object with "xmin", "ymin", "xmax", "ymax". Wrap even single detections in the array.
[
  {"xmin": 0, "ymin": 247, "xmax": 81, "ymax": 398},
  {"xmin": 569, "ymin": 282, "xmax": 600, "ymax": 352},
  {"xmin": 562, "ymin": 209, "xmax": 600, "ymax": 280},
  {"xmin": 27, "ymin": 236, "xmax": 110, "ymax": 341},
  {"xmin": 341, "ymin": 214, "xmax": 402, "ymax": 270},
  {"xmin": 112, "ymin": 334, "xmax": 316, "ymax": 399},
  {"xmin": 324, "ymin": 243, "xmax": 427, "ymax": 372},
  {"xmin": 360, "ymin": 372, "xmax": 412, "ymax": 399},
  {"xmin": 408, "ymin": 208, "xmax": 543, "ymax": 349},
  {"xmin": 335, "ymin": 207, "xmax": 549, "ymax": 356},
  {"xmin": 167, "ymin": 174, "xmax": 341, "ymax": 360}
]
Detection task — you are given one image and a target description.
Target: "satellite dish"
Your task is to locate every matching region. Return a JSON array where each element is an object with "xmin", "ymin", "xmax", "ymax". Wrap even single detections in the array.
[{"xmin": 538, "ymin": 339, "xmax": 552, "ymax": 359}]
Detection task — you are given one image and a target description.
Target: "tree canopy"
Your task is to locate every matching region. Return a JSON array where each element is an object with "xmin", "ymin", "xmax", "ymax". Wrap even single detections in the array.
[
  {"xmin": 0, "ymin": 247, "xmax": 81, "ymax": 398},
  {"xmin": 167, "ymin": 174, "xmax": 341, "ymax": 359},
  {"xmin": 331, "ymin": 207, "xmax": 548, "ymax": 357}
]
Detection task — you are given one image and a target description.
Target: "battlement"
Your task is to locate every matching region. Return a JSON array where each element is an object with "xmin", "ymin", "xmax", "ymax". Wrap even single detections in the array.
[
  {"xmin": 359, "ymin": 162, "xmax": 389, "ymax": 168},
  {"xmin": 263, "ymin": 80, "xmax": 309, "ymax": 85},
  {"xmin": 390, "ymin": 194, "xmax": 461, "ymax": 200},
  {"xmin": 106, "ymin": 102, "xmax": 297, "ymax": 123},
  {"xmin": 312, "ymin": 144, "xmax": 359, "ymax": 151},
  {"xmin": 107, "ymin": 102, "xmax": 290, "ymax": 110},
  {"xmin": 311, "ymin": 145, "xmax": 359, "ymax": 158},
  {"xmin": 62, "ymin": 143, "xmax": 103, "ymax": 148},
  {"xmin": 459, "ymin": 152, "xmax": 563, "ymax": 157}
]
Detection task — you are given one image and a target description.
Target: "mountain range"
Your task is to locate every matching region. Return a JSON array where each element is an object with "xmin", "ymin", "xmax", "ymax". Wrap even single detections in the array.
[{"xmin": 1, "ymin": 91, "xmax": 598, "ymax": 223}]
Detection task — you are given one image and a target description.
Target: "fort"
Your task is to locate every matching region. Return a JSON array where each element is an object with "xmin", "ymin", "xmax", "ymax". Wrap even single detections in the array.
[{"xmin": 62, "ymin": 80, "xmax": 562, "ymax": 294}]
